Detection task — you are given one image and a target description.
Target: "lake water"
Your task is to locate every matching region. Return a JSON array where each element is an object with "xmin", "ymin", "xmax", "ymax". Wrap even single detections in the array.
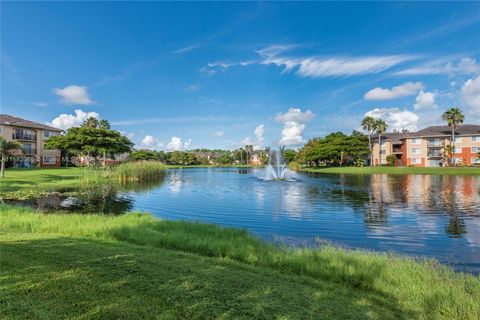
[{"xmin": 15, "ymin": 168, "xmax": 480, "ymax": 272}]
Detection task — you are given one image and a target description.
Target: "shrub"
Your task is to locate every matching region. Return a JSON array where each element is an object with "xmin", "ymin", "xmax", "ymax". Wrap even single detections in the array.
[{"xmin": 288, "ymin": 161, "xmax": 300, "ymax": 171}]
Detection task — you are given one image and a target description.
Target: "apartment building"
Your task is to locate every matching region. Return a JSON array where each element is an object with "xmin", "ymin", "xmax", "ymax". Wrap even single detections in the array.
[
  {"xmin": 0, "ymin": 114, "xmax": 63, "ymax": 167},
  {"xmin": 372, "ymin": 124, "xmax": 480, "ymax": 167}
]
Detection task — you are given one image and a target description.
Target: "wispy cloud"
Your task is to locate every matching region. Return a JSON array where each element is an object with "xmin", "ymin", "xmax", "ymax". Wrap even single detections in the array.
[
  {"xmin": 258, "ymin": 45, "xmax": 414, "ymax": 77},
  {"xmin": 173, "ymin": 45, "xmax": 202, "ymax": 54},
  {"xmin": 16, "ymin": 101, "xmax": 49, "ymax": 107},
  {"xmin": 199, "ymin": 60, "xmax": 256, "ymax": 75},
  {"xmin": 395, "ymin": 57, "xmax": 480, "ymax": 76},
  {"xmin": 201, "ymin": 45, "xmax": 414, "ymax": 78}
]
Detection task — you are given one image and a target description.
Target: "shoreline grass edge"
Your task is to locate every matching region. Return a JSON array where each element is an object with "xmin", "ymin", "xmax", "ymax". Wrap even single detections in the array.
[{"xmin": 1, "ymin": 204, "xmax": 479, "ymax": 319}]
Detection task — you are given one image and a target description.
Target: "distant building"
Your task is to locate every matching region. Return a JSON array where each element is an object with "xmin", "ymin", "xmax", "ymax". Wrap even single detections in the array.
[
  {"xmin": 0, "ymin": 114, "xmax": 63, "ymax": 167},
  {"xmin": 372, "ymin": 124, "xmax": 480, "ymax": 167},
  {"xmin": 249, "ymin": 153, "xmax": 261, "ymax": 165}
]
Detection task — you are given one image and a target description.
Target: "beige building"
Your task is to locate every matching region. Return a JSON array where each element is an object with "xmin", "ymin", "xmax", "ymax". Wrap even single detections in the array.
[
  {"xmin": 0, "ymin": 114, "xmax": 63, "ymax": 167},
  {"xmin": 372, "ymin": 125, "xmax": 480, "ymax": 167}
]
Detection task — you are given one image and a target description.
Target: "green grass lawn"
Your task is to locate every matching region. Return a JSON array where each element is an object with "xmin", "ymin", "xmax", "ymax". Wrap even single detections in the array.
[
  {"xmin": 302, "ymin": 166, "xmax": 480, "ymax": 175},
  {"xmin": 1, "ymin": 205, "xmax": 479, "ymax": 319},
  {"xmin": 0, "ymin": 167, "xmax": 90, "ymax": 193}
]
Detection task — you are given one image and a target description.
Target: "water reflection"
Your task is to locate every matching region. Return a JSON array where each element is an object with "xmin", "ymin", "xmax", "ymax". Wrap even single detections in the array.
[
  {"xmin": 11, "ymin": 174, "xmax": 166, "ymax": 214},
  {"xmin": 6, "ymin": 168, "xmax": 480, "ymax": 271}
]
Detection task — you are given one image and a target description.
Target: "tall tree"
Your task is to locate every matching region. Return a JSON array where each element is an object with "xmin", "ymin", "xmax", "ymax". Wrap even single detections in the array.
[
  {"xmin": 45, "ymin": 119, "xmax": 133, "ymax": 167},
  {"xmin": 442, "ymin": 107, "xmax": 465, "ymax": 166},
  {"xmin": 99, "ymin": 119, "xmax": 111, "ymax": 130},
  {"xmin": 0, "ymin": 137, "xmax": 22, "ymax": 178},
  {"xmin": 84, "ymin": 117, "xmax": 100, "ymax": 128},
  {"xmin": 374, "ymin": 119, "xmax": 388, "ymax": 167},
  {"xmin": 361, "ymin": 116, "xmax": 376, "ymax": 167}
]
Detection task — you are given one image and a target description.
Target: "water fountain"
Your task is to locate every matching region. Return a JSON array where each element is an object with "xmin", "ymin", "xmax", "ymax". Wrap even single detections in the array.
[{"xmin": 264, "ymin": 147, "xmax": 294, "ymax": 181}]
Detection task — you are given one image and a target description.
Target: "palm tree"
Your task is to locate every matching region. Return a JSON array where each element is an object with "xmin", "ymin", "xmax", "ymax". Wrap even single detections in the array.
[
  {"xmin": 99, "ymin": 119, "xmax": 111, "ymax": 130},
  {"xmin": 0, "ymin": 137, "xmax": 22, "ymax": 178},
  {"xmin": 361, "ymin": 116, "xmax": 376, "ymax": 167},
  {"xmin": 245, "ymin": 145, "xmax": 254, "ymax": 165},
  {"xmin": 442, "ymin": 107, "xmax": 464, "ymax": 166},
  {"xmin": 83, "ymin": 117, "xmax": 99, "ymax": 128},
  {"xmin": 374, "ymin": 119, "xmax": 388, "ymax": 167}
]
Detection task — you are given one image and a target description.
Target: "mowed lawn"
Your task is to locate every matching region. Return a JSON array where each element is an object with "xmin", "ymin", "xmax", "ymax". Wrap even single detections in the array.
[
  {"xmin": 1, "ymin": 205, "xmax": 479, "ymax": 319},
  {"xmin": 302, "ymin": 166, "xmax": 480, "ymax": 175},
  {"xmin": 0, "ymin": 167, "xmax": 88, "ymax": 192}
]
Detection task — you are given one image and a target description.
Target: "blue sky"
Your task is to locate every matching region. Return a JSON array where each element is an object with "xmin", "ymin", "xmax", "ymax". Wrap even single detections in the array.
[{"xmin": 1, "ymin": 2, "xmax": 479, "ymax": 150}]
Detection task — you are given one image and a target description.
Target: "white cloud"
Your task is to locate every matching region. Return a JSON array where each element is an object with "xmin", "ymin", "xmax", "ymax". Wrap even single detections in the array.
[
  {"xmin": 364, "ymin": 82, "xmax": 424, "ymax": 100},
  {"xmin": 53, "ymin": 85, "xmax": 95, "ymax": 105},
  {"xmin": 166, "ymin": 137, "xmax": 191, "ymax": 151},
  {"xmin": 461, "ymin": 75, "xmax": 480, "ymax": 119},
  {"xmin": 199, "ymin": 60, "xmax": 255, "ymax": 75},
  {"xmin": 257, "ymin": 45, "xmax": 413, "ymax": 78},
  {"xmin": 276, "ymin": 108, "xmax": 315, "ymax": 146},
  {"xmin": 120, "ymin": 131, "xmax": 135, "ymax": 140},
  {"xmin": 173, "ymin": 45, "xmax": 202, "ymax": 54},
  {"xmin": 395, "ymin": 57, "xmax": 480, "ymax": 76},
  {"xmin": 364, "ymin": 108, "xmax": 419, "ymax": 132},
  {"xmin": 242, "ymin": 136, "xmax": 255, "ymax": 145},
  {"xmin": 242, "ymin": 124, "xmax": 265, "ymax": 150},
  {"xmin": 254, "ymin": 124, "xmax": 264, "ymax": 145},
  {"xmin": 458, "ymin": 58, "xmax": 480, "ymax": 75},
  {"xmin": 50, "ymin": 109, "xmax": 99, "ymax": 130},
  {"xmin": 414, "ymin": 90, "xmax": 437, "ymax": 110},
  {"xmin": 140, "ymin": 135, "xmax": 163, "ymax": 150},
  {"xmin": 211, "ymin": 130, "xmax": 224, "ymax": 137}
]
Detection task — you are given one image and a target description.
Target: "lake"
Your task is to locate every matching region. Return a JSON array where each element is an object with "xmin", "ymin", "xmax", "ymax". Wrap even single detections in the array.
[{"xmin": 15, "ymin": 167, "xmax": 480, "ymax": 272}]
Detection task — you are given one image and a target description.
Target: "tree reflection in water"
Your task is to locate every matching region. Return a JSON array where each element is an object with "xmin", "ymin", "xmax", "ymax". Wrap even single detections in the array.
[
  {"xmin": 14, "ymin": 173, "xmax": 166, "ymax": 215},
  {"xmin": 305, "ymin": 172, "xmax": 479, "ymax": 237}
]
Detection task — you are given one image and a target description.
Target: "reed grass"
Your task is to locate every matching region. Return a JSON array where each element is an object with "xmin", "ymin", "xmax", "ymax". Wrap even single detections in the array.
[
  {"xmin": 1, "ymin": 205, "xmax": 479, "ymax": 319},
  {"xmin": 108, "ymin": 160, "xmax": 166, "ymax": 181}
]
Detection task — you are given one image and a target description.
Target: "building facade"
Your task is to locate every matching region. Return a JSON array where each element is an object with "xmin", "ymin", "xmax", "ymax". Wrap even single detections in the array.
[
  {"xmin": 0, "ymin": 114, "xmax": 63, "ymax": 167},
  {"xmin": 372, "ymin": 125, "xmax": 480, "ymax": 167}
]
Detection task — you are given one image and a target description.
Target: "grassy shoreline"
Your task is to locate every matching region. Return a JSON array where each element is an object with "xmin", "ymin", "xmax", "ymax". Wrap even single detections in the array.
[
  {"xmin": 302, "ymin": 166, "xmax": 480, "ymax": 175},
  {"xmin": 1, "ymin": 205, "xmax": 479, "ymax": 319},
  {"xmin": 0, "ymin": 164, "xmax": 258, "ymax": 194}
]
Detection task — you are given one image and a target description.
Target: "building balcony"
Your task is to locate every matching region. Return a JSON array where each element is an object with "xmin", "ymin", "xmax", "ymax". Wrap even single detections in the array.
[
  {"xmin": 427, "ymin": 140, "xmax": 444, "ymax": 147},
  {"xmin": 12, "ymin": 133, "xmax": 37, "ymax": 141},
  {"xmin": 392, "ymin": 147, "xmax": 403, "ymax": 154},
  {"xmin": 427, "ymin": 151, "xmax": 443, "ymax": 158}
]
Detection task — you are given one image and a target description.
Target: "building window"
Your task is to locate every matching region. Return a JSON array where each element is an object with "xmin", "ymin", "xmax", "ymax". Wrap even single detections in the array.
[
  {"xmin": 472, "ymin": 158, "xmax": 480, "ymax": 164},
  {"xmin": 411, "ymin": 138, "xmax": 421, "ymax": 144},
  {"xmin": 454, "ymin": 157, "xmax": 463, "ymax": 165},
  {"xmin": 455, "ymin": 147, "xmax": 462, "ymax": 154},
  {"xmin": 454, "ymin": 137, "xmax": 462, "ymax": 143},
  {"xmin": 43, "ymin": 156, "xmax": 56, "ymax": 164},
  {"xmin": 43, "ymin": 131, "xmax": 58, "ymax": 138},
  {"xmin": 411, "ymin": 158, "xmax": 421, "ymax": 164},
  {"xmin": 381, "ymin": 159, "xmax": 387, "ymax": 164},
  {"xmin": 472, "ymin": 136, "xmax": 480, "ymax": 142},
  {"xmin": 472, "ymin": 147, "xmax": 479, "ymax": 153},
  {"xmin": 22, "ymin": 143, "xmax": 34, "ymax": 154},
  {"xmin": 380, "ymin": 150, "xmax": 386, "ymax": 155},
  {"xmin": 411, "ymin": 148, "xmax": 421, "ymax": 154}
]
